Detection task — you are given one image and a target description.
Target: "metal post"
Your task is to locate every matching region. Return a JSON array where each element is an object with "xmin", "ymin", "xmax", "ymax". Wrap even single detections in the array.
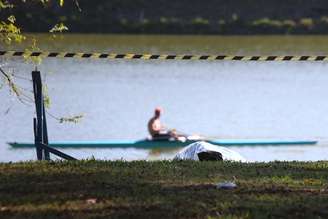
[
  {"xmin": 31, "ymin": 70, "xmax": 76, "ymax": 161},
  {"xmin": 32, "ymin": 71, "xmax": 43, "ymax": 160},
  {"xmin": 42, "ymin": 105, "xmax": 50, "ymax": 160},
  {"xmin": 39, "ymin": 143, "xmax": 77, "ymax": 160}
]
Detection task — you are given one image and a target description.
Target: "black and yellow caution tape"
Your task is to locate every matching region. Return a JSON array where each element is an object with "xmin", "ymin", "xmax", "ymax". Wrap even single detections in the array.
[{"xmin": 1, "ymin": 50, "xmax": 328, "ymax": 61}]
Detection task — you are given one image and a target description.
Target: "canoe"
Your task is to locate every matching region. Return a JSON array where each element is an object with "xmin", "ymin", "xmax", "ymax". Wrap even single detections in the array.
[{"xmin": 8, "ymin": 139, "xmax": 318, "ymax": 149}]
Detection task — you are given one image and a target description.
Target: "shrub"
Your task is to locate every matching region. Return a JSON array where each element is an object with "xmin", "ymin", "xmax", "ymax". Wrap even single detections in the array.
[
  {"xmin": 252, "ymin": 18, "xmax": 282, "ymax": 27},
  {"xmin": 299, "ymin": 18, "xmax": 313, "ymax": 29},
  {"xmin": 218, "ymin": 19, "xmax": 225, "ymax": 25},
  {"xmin": 282, "ymin": 19, "xmax": 296, "ymax": 28},
  {"xmin": 191, "ymin": 17, "xmax": 209, "ymax": 25}
]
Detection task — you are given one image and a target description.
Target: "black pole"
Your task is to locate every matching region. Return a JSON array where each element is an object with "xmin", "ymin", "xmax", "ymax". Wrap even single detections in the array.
[
  {"xmin": 31, "ymin": 70, "xmax": 76, "ymax": 161},
  {"xmin": 32, "ymin": 71, "xmax": 43, "ymax": 160},
  {"xmin": 33, "ymin": 118, "xmax": 41, "ymax": 159},
  {"xmin": 42, "ymin": 104, "xmax": 50, "ymax": 160},
  {"xmin": 39, "ymin": 143, "xmax": 77, "ymax": 161}
]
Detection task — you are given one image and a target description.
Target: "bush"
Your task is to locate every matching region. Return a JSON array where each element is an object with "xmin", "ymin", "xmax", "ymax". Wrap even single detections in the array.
[
  {"xmin": 252, "ymin": 18, "xmax": 282, "ymax": 27},
  {"xmin": 191, "ymin": 17, "xmax": 209, "ymax": 25},
  {"xmin": 299, "ymin": 18, "xmax": 314, "ymax": 29}
]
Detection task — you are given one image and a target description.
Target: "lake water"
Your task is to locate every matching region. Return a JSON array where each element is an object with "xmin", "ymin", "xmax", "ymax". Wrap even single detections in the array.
[{"xmin": 1, "ymin": 34, "xmax": 328, "ymax": 162}]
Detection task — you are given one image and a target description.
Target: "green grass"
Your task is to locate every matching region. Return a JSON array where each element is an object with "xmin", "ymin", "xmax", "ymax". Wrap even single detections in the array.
[{"xmin": 1, "ymin": 160, "xmax": 328, "ymax": 218}]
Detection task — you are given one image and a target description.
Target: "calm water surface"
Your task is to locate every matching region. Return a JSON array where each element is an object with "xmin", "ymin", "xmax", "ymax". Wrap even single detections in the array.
[{"xmin": 1, "ymin": 34, "xmax": 328, "ymax": 162}]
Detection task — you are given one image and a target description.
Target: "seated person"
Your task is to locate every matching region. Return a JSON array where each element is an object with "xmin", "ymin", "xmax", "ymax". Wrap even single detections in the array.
[{"xmin": 147, "ymin": 107, "xmax": 177, "ymax": 140}]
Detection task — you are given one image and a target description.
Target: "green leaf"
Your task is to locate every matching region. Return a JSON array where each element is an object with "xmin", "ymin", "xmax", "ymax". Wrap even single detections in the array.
[
  {"xmin": 0, "ymin": 0, "xmax": 13, "ymax": 9},
  {"xmin": 49, "ymin": 22, "xmax": 68, "ymax": 33},
  {"xmin": 7, "ymin": 15, "xmax": 15, "ymax": 23},
  {"xmin": 59, "ymin": 114, "xmax": 84, "ymax": 123}
]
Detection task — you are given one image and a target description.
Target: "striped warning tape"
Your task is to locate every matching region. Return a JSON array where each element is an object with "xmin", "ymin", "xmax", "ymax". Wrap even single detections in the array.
[{"xmin": 1, "ymin": 50, "xmax": 328, "ymax": 61}]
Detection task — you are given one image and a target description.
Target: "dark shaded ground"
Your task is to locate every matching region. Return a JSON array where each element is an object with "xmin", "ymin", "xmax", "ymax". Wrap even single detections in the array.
[
  {"xmin": 3, "ymin": 0, "xmax": 328, "ymax": 34},
  {"xmin": 1, "ymin": 160, "xmax": 328, "ymax": 218}
]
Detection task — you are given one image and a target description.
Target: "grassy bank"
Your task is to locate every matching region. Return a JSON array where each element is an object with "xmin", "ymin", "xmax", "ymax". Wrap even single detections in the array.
[{"xmin": 1, "ymin": 160, "xmax": 328, "ymax": 218}]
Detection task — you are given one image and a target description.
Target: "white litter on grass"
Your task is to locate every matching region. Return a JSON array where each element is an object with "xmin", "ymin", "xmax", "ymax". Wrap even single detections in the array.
[
  {"xmin": 174, "ymin": 141, "xmax": 246, "ymax": 162},
  {"xmin": 217, "ymin": 182, "xmax": 237, "ymax": 189},
  {"xmin": 216, "ymin": 182, "xmax": 237, "ymax": 189}
]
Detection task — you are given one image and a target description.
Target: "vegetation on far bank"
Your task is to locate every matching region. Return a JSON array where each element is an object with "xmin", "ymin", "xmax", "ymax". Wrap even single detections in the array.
[
  {"xmin": 2, "ymin": 0, "xmax": 328, "ymax": 34},
  {"xmin": 1, "ymin": 160, "xmax": 328, "ymax": 218}
]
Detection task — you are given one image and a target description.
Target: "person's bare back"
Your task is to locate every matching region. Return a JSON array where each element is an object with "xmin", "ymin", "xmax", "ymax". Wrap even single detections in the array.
[
  {"xmin": 147, "ymin": 117, "xmax": 162, "ymax": 136},
  {"xmin": 147, "ymin": 107, "xmax": 172, "ymax": 139},
  {"xmin": 147, "ymin": 107, "xmax": 204, "ymax": 142}
]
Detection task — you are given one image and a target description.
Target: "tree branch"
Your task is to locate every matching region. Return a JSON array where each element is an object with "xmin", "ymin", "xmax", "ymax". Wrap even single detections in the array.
[
  {"xmin": 0, "ymin": 66, "xmax": 30, "ymax": 105},
  {"xmin": 0, "ymin": 66, "xmax": 12, "ymax": 83}
]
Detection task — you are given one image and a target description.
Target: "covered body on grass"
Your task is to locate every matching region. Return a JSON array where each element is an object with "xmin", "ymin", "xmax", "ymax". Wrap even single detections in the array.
[{"xmin": 174, "ymin": 141, "xmax": 247, "ymax": 162}]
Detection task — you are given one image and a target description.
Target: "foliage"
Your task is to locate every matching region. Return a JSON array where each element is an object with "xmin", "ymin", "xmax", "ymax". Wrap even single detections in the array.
[
  {"xmin": 0, "ymin": 67, "xmax": 21, "ymax": 98},
  {"xmin": 299, "ymin": 18, "xmax": 314, "ymax": 29},
  {"xmin": 59, "ymin": 114, "xmax": 84, "ymax": 123},
  {"xmin": 1, "ymin": 0, "xmax": 327, "ymax": 34},
  {"xmin": 23, "ymin": 38, "xmax": 42, "ymax": 65},
  {"xmin": 49, "ymin": 22, "xmax": 69, "ymax": 33},
  {"xmin": 0, "ymin": 0, "xmax": 83, "ymax": 123},
  {"xmin": 252, "ymin": 18, "xmax": 283, "ymax": 27},
  {"xmin": 320, "ymin": 16, "xmax": 328, "ymax": 24},
  {"xmin": 0, "ymin": 15, "xmax": 25, "ymax": 45},
  {"xmin": 191, "ymin": 17, "xmax": 209, "ymax": 25},
  {"xmin": 282, "ymin": 19, "xmax": 296, "ymax": 28},
  {"xmin": 0, "ymin": 0, "xmax": 13, "ymax": 9}
]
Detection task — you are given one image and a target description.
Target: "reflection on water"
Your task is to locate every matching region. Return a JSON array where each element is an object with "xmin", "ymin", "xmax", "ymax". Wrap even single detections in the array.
[
  {"xmin": 1, "ymin": 34, "xmax": 328, "ymax": 162},
  {"xmin": 7, "ymin": 144, "xmax": 328, "ymax": 162},
  {"xmin": 2, "ymin": 34, "xmax": 328, "ymax": 55}
]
